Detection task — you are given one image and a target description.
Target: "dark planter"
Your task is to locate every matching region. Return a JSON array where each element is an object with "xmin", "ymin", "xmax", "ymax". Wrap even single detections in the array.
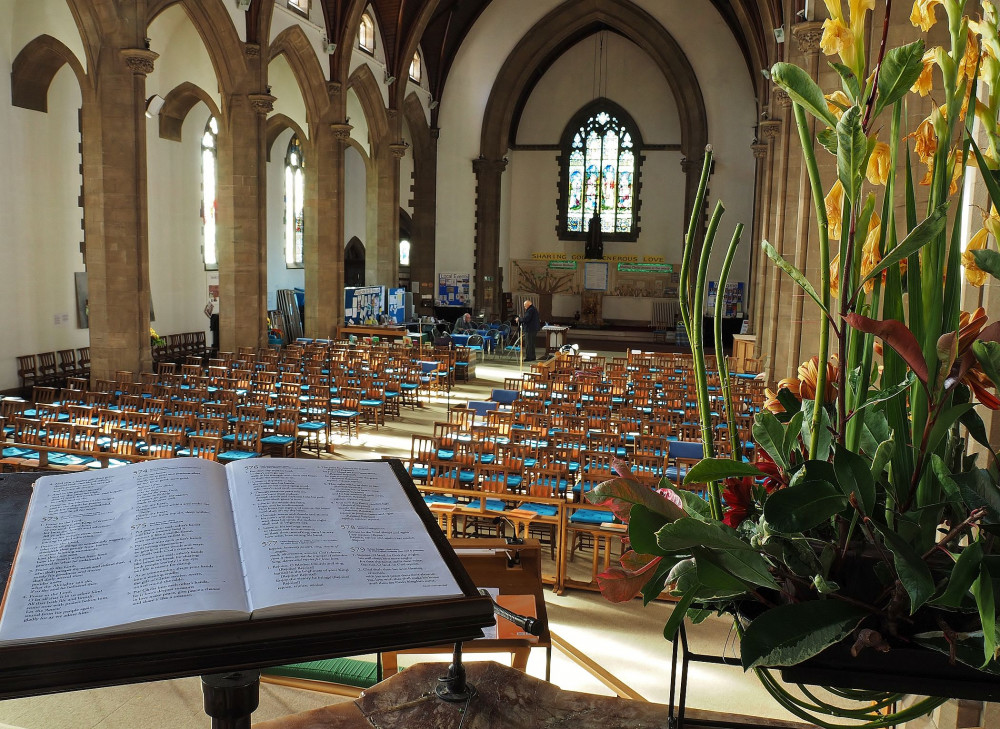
[{"xmin": 779, "ymin": 640, "xmax": 1000, "ymax": 701}]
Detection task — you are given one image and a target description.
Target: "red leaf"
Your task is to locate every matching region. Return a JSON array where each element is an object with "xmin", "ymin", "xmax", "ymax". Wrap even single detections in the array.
[
  {"xmin": 596, "ymin": 557, "xmax": 662, "ymax": 603},
  {"xmin": 586, "ymin": 477, "xmax": 685, "ymax": 522},
  {"xmin": 620, "ymin": 549, "xmax": 660, "ymax": 571},
  {"xmin": 847, "ymin": 313, "xmax": 929, "ymax": 386}
]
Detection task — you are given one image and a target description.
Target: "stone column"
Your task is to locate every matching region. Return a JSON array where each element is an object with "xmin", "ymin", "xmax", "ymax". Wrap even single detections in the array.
[
  {"xmin": 752, "ymin": 119, "xmax": 781, "ymax": 363},
  {"xmin": 747, "ymin": 140, "xmax": 770, "ymax": 338},
  {"xmin": 763, "ymin": 91, "xmax": 792, "ymax": 384},
  {"xmin": 82, "ymin": 45, "xmax": 158, "ymax": 382},
  {"xmin": 409, "ymin": 127, "xmax": 439, "ymax": 310},
  {"xmin": 472, "ymin": 156, "xmax": 508, "ymax": 319},
  {"xmin": 373, "ymin": 140, "xmax": 407, "ymax": 288},
  {"xmin": 304, "ymin": 119, "xmax": 350, "ymax": 338},
  {"xmin": 215, "ymin": 79, "xmax": 273, "ymax": 353}
]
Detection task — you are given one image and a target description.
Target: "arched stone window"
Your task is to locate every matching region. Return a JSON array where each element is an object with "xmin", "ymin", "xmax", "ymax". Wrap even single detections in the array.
[
  {"xmin": 558, "ymin": 99, "xmax": 643, "ymax": 242},
  {"xmin": 399, "ymin": 239, "xmax": 410, "ymax": 266},
  {"xmin": 408, "ymin": 52, "xmax": 421, "ymax": 84},
  {"xmin": 287, "ymin": 0, "xmax": 309, "ymax": 17},
  {"xmin": 284, "ymin": 134, "xmax": 305, "ymax": 268},
  {"xmin": 201, "ymin": 116, "xmax": 218, "ymax": 269},
  {"xmin": 359, "ymin": 13, "xmax": 375, "ymax": 54}
]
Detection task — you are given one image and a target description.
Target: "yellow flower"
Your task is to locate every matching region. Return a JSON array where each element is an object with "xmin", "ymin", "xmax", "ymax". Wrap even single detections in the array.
[
  {"xmin": 910, "ymin": 0, "xmax": 942, "ymax": 31},
  {"xmin": 958, "ymin": 26, "xmax": 980, "ymax": 81},
  {"xmin": 825, "ymin": 90, "xmax": 852, "ymax": 119},
  {"xmin": 821, "ymin": 0, "xmax": 844, "ymax": 20},
  {"xmin": 963, "ymin": 226, "xmax": 989, "ymax": 286},
  {"xmin": 909, "ymin": 113, "xmax": 938, "ymax": 165},
  {"xmin": 798, "ymin": 356, "xmax": 840, "ymax": 403},
  {"xmin": 821, "ymin": 17, "xmax": 855, "ymax": 58},
  {"xmin": 919, "ymin": 150, "xmax": 963, "ymax": 195},
  {"xmin": 849, "ymin": 0, "xmax": 876, "ymax": 24},
  {"xmin": 830, "ymin": 254, "xmax": 841, "ymax": 299},
  {"xmin": 866, "ymin": 141, "xmax": 891, "ymax": 186},
  {"xmin": 826, "ymin": 180, "xmax": 845, "ymax": 241},
  {"xmin": 911, "ymin": 49, "xmax": 937, "ymax": 96},
  {"xmin": 860, "ymin": 211, "xmax": 882, "ymax": 294}
]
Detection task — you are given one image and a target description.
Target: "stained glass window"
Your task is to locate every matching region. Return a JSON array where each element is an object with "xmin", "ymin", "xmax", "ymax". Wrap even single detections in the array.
[
  {"xmin": 359, "ymin": 13, "xmax": 375, "ymax": 53},
  {"xmin": 201, "ymin": 116, "xmax": 218, "ymax": 270},
  {"xmin": 560, "ymin": 101, "xmax": 642, "ymax": 241},
  {"xmin": 285, "ymin": 134, "xmax": 305, "ymax": 268}
]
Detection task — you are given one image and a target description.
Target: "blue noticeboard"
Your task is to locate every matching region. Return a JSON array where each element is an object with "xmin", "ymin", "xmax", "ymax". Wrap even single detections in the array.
[
  {"xmin": 344, "ymin": 286, "xmax": 385, "ymax": 324},
  {"xmin": 387, "ymin": 288, "xmax": 406, "ymax": 324}
]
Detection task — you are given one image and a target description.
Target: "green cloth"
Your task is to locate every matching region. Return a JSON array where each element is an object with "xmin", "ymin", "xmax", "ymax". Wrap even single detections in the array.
[{"xmin": 262, "ymin": 657, "xmax": 379, "ymax": 688}]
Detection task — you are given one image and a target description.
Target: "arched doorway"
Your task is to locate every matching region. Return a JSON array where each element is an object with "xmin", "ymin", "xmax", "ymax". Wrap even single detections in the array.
[{"xmin": 345, "ymin": 237, "xmax": 365, "ymax": 286}]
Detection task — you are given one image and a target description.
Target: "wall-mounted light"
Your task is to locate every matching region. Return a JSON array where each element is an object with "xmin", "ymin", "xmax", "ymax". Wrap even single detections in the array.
[
  {"xmin": 428, "ymin": 99, "xmax": 439, "ymax": 110},
  {"xmin": 384, "ymin": 74, "xmax": 396, "ymax": 85},
  {"xmin": 236, "ymin": 0, "xmax": 251, "ymax": 10},
  {"xmin": 145, "ymin": 95, "xmax": 165, "ymax": 118}
]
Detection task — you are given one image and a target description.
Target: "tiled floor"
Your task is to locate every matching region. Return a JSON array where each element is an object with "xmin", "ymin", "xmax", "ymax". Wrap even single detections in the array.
[{"xmin": 0, "ymin": 352, "xmax": 804, "ymax": 728}]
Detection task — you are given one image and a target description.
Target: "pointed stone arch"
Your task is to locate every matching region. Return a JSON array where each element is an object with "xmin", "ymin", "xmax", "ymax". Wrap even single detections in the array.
[
  {"xmin": 269, "ymin": 25, "xmax": 329, "ymax": 128},
  {"xmin": 158, "ymin": 81, "xmax": 222, "ymax": 142},
  {"xmin": 10, "ymin": 35, "xmax": 89, "ymax": 112},
  {"xmin": 266, "ymin": 114, "xmax": 308, "ymax": 162},
  {"xmin": 146, "ymin": 0, "xmax": 247, "ymax": 97},
  {"xmin": 347, "ymin": 63, "xmax": 389, "ymax": 146}
]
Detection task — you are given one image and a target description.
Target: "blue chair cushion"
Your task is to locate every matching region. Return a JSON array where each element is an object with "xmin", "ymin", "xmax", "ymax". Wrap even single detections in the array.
[
  {"xmin": 299, "ymin": 421, "xmax": 325, "ymax": 431},
  {"xmin": 261, "ymin": 435, "xmax": 295, "ymax": 446},
  {"xmin": 218, "ymin": 451, "xmax": 261, "ymax": 461},
  {"xmin": 570, "ymin": 509, "xmax": 616, "ymax": 525},
  {"xmin": 471, "ymin": 498, "xmax": 506, "ymax": 512},
  {"xmin": 2, "ymin": 447, "xmax": 37, "ymax": 458},
  {"xmin": 519, "ymin": 502, "xmax": 559, "ymax": 517},
  {"xmin": 423, "ymin": 494, "xmax": 458, "ymax": 505}
]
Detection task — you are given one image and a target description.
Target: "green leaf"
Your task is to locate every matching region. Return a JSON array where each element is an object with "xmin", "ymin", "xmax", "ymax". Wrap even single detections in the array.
[
  {"xmin": 972, "ymin": 564, "xmax": 997, "ymax": 666},
  {"xmin": 853, "ymin": 373, "xmax": 916, "ymax": 416},
  {"xmin": 833, "ymin": 444, "xmax": 876, "ymax": 516},
  {"xmin": 684, "ymin": 458, "xmax": 766, "ymax": 485},
  {"xmin": 697, "ymin": 548, "xmax": 779, "ymax": 589},
  {"xmin": 761, "ymin": 240, "xmax": 830, "ymax": 319},
  {"xmin": 960, "ymin": 406, "xmax": 997, "ymax": 455},
  {"xmin": 656, "ymin": 518, "xmax": 753, "ymax": 553},
  {"xmin": 800, "ymin": 401, "xmax": 833, "ymax": 461},
  {"xmin": 830, "ymin": 61, "xmax": 861, "ymax": 100},
  {"xmin": 587, "ymin": 476, "xmax": 686, "ymax": 522},
  {"xmin": 628, "ymin": 504, "xmax": 670, "ymax": 557},
  {"xmin": 837, "ymin": 106, "xmax": 868, "ymax": 202},
  {"xmin": 954, "ymin": 468, "xmax": 1000, "ymax": 523},
  {"xmin": 813, "ymin": 574, "xmax": 840, "ymax": 594},
  {"xmin": 663, "ymin": 589, "xmax": 697, "ymax": 641},
  {"xmin": 873, "ymin": 40, "xmax": 927, "ymax": 118},
  {"xmin": 754, "ymin": 410, "xmax": 790, "ymax": 470},
  {"xmin": 871, "ymin": 438, "xmax": 895, "ymax": 481},
  {"xmin": 969, "ymin": 136, "xmax": 1000, "ymax": 218},
  {"xmin": 640, "ymin": 558, "xmax": 677, "ymax": 606},
  {"xmin": 857, "ymin": 204, "xmax": 949, "ymax": 293},
  {"xmin": 973, "ymin": 340, "xmax": 1000, "ymax": 391},
  {"xmin": 770, "ymin": 62, "xmax": 839, "ymax": 128},
  {"xmin": 876, "ymin": 526, "xmax": 935, "ymax": 613},
  {"xmin": 783, "ymin": 410, "xmax": 805, "ymax": 460},
  {"xmin": 926, "ymin": 403, "xmax": 976, "ymax": 455},
  {"xmin": 763, "ymin": 481, "xmax": 848, "ymax": 533},
  {"xmin": 932, "ymin": 541, "xmax": 983, "ymax": 608},
  {"xmin": 665, "ymin": 486, "xmax": 713, "ymax": 521},
  {"xmin": 817, "ymin": 128, "xmax": 838, "ymax": 156},
  {"xmin": 740, "ymin": 600, "xmax": 869, "ymax": 670},
  {"xmin": 971, "ymin": 248, "xmax": 1000, "ymax": 282}
]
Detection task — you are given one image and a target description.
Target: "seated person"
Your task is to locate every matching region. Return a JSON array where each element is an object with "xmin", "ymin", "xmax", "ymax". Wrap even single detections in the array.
[{"xmin": 452, "ymin": 313, "xmax": 475, "ymax": 333}]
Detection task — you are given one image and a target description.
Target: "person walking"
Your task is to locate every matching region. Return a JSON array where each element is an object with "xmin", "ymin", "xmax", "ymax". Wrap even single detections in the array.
[{"xmin": 518, "ymin": 299, "xmax": 541, "ymax": 361}]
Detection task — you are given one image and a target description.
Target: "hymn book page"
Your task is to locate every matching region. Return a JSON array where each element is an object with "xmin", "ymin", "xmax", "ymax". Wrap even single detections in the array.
[
  {"xmin": 0, "ymin": 459, "xmax": 248, "ymax": 644},
  {"xmin": 226, "ymin": 459, "xmax": 463, "ymax": 616}
]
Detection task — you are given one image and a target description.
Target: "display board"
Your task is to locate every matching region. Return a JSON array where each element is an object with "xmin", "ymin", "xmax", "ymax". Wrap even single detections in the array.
[
  {"xmin": 706, "ymin": 281, "xmax": 745, "ymax": 318},
  {"xmin": 437, "ymin": 273, "xmax": 471, "ymax": 306},
  {"xmin": 511, "ymin": 258, "xmax": 679, "ymax": 298},
  {"xmin": 584, "ymin": 261, "xmax": 610, "ymax": 291},
  {"xmin": 344, "ymin": 286, "xmax": 386, "ymax": 324}
]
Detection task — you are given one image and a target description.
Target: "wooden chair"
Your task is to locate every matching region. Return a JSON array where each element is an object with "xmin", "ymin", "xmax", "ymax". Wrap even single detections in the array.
[
  {"xmin": 262, "ymin": 408, "xmax": 299, "ymax": 458},
  {"xmin": 58, "ymin": 349, "xmax": 80, "ymax": 381},
  {"xmin": 31, "ymin": 386, "xmax": 59, "ymax": 405},
  {"xmin": 217, "ymin": 420, "xmax": 263, "ymax": 463},
  {"xmin": 329, "ymin": 394, "xmax": 360, "ymax": 441},
  {"xmin": 185, "ymin": 434, "xmax": 221, "ymax": 461},
  {"xmin": 147, "ymin": 431, "xmax": 182, "ymax": 458}
]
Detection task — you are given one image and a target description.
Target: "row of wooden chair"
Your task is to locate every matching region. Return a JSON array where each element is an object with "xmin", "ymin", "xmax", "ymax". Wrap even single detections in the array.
[{"xmin": 15, "ymin": 348, "xmax": 90, "ymax": 394}]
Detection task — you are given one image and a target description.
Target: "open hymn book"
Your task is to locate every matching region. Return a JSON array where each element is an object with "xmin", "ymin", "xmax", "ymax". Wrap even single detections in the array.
[{"xmin": 0, "ymin": 458, "xmax": 466, "ymax": 645}]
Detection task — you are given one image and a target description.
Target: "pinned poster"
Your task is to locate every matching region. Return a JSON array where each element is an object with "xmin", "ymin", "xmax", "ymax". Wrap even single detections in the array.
[
  {"xmin": 437, "ymin": 273, "xmax": 470, "ymax": 306},
  {"xmin": 344, "ymin": 286, "xmax": 385, "ymax": 323}
]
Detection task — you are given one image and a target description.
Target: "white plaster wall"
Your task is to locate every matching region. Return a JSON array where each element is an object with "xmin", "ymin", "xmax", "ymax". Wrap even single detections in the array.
[
  {"xmin": 436, "ymin": 0, "xmax": 757, "ymax": 307},
  {"xmin": 346, "ymin": 88, "xmax": 371, "ymax": 157},
  {"xmin": 9, "ymin": 0, "xmax": 87, "ymax": 73},
  {"xmin": 269, "ymin": 54, "xmax": 308, "ymax": 133},
  {"xmin": 221, "ymin": 0, "xmax": 248, "ymax": 43},
  {"xmin": 147, "ymin": 5, "xmax": 222, "ymax": 112},
  {"xmin": 348, "ymin": 7, "xmax": 391, "ymax": 108},
  {"xmin": 344, "ymin": 145, "xmax": 367, "ymax": 251},
  {"xmin": 266, "ymin": 127, "xmax": 306, "ymax": 308},
  {"xmin": 147, "ymin": 103, "xmax": 214, "ymax": 339},
  {"xmin": 0, "ymin": 65, "xmax": 85, "ymax": 391}
]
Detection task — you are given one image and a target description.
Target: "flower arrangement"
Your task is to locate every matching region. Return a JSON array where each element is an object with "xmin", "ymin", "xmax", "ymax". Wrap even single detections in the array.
[
  {"xmin": 587, "ymin": 0, "xmax": 1000, "ymax": 723},
  {"xmin": 149, "ymin": 327, "xmax": 166, "ymax": 348}
]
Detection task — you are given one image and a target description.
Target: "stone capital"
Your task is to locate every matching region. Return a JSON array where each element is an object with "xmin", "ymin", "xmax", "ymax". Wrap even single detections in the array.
[
  {"xmin": 121, "ymin": 48, "xmax": 159, "ymax": 76},
  {"xmin": 792, "ymin": 21, "xmax": 824, "ymax": 56},
  {"xmin": 772, "ymin": 88, "xmax": 792, "ymax": 110},
  {"xmin": 248, "ymin": 93, "xmax": 276, "ymax": 115},
  {"xmin": 330, "ymin": 122, "xmax": 353, "ymax": 141},
  {"xmin": 327, "ymin": 81, "xmax": 342, "ymax": 98},
  {"xmin": 244, "ymin": 42, "xmax": 261, "ymax": 58},
  {"xmin": 472, "ymin": 156, "xmax": 508, "ymax": 176},
  {"xmin": 751, "ymin": 143, "xmax": 769, "ymax": 159},
  {"xmin": 389, "ymin": 141, "xmax": 409, "ymax": 158},
  {"xmin": 680, "ymin": 156, "xmax": 704, "ymax": 174},
  {"xmin": 759, "ymin": 119, "xmax": 782, "ymax": 140}
]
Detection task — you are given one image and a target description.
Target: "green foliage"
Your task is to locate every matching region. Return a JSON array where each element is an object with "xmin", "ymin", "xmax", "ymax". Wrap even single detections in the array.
[{"xmin": 741, "ymin": 601, "xmax": 869, "ymax": 670}]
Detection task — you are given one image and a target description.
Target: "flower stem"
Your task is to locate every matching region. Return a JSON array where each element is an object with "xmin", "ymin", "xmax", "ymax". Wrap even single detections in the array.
[{"xmin": 714, "ymin": 223, "xmax": 745, "ymax": 460}]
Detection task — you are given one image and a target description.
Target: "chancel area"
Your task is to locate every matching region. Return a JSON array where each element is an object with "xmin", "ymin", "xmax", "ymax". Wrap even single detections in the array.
[{"xmin": 1, "ymin": 0, "xmax": 999, "ymax": 727}]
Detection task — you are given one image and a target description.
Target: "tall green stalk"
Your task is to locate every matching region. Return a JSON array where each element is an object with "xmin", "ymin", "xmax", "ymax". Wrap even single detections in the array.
[
  {"xmin": 792, "ymin": 103, "xmax": 832, "ymax": 457},
  {"xmin": 714, "ymin": 224, "xmax": 745, "ymax": 460}
]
